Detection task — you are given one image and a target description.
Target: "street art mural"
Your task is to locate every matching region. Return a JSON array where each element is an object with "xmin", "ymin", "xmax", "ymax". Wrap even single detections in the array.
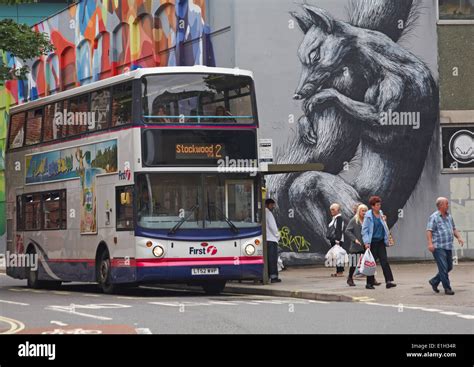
[
  {"xmin": 25, "ymin": 140, "xmax": 118, "ymax": 233},
  {"xmin": 0, "ymin": 0, "xmax": 214, "ymax": 247},
  {"xmin": 268, "ymin": 0, "xmax": 439, "ymax": 257}
]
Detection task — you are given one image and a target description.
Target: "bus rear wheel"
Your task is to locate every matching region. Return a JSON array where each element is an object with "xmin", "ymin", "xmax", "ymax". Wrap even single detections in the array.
[
  {"xmin": 202, "ymin": 281, "xmax": 226, "ymax": 295},
  {"xmin": 97, "ymin": 250, "xmax": 117, "ymax": 294},
  {"xmin": 26, "ymin": 247, "xmax": 62, "ymax": 289}
]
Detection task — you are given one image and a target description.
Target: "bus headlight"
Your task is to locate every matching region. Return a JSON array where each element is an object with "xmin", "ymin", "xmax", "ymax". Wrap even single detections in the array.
[
  {"xmin": 152, "ymin": 245, "xmax": 165, "ymax": 258},
  {"xmin": 245, "ymin": 244, "xmax": 256, "ymax": 256}
]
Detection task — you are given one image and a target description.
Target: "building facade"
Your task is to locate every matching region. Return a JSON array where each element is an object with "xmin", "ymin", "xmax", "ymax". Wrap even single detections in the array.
[{"xmin": 0, "ymin": 0, "xmax": 472, "ymax": 262}]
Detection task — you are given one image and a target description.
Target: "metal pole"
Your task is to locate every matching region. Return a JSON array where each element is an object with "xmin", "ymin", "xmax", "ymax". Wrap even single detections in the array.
[{"xmin": 261, "ymin": 180, "xmax": 269, "ymax": 285}]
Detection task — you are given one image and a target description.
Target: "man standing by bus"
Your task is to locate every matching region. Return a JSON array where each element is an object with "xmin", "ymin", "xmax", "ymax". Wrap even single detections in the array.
[
  {"xmin": 265, "ymin": 199, "xmax": 281, "ymax": 283},
  {"xmin": 426, "ymin": 197, "xmax": 464, "ymax": 295}
]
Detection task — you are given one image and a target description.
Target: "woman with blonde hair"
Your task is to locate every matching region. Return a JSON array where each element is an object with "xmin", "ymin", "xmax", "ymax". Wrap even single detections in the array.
[{"xmin": 345, "ymin": 204, "xmax": 373, "ymax": 286}]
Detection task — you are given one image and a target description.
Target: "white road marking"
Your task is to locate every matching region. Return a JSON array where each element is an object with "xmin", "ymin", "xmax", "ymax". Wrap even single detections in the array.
[
  {"xmin": 148, "ymin": 302, "xmax": 181, "ymax": 307},
  {"xmin": 439, "ymin": 311, "xmax": 461, "ymax": 316},
  {"xmin": 457, "ymin": 315, "xmax": 474, "ymax": 320},
  {"xmin": 8, "ymin": 288, "xmax": 30, "ymax": 292},
  {"xmin": 362, "ymin": 302, "xmax": 473, "ymax": 321},
  {"xmin": 50, "ymin": 321, "xmax": 68, "ymax": 326},
  {"xmin": 208, "ymin": 301, "xmax": 239, "ymax": 306},
  {"xmin": 52, "ymin": 291, "xmax": 71, "ymax": 295},
  {"xmin": 135, "ymin": 328, "xmax": 152, "ymax": 334},
  {"xmin": 252, "ymin": 300, "xmax": 285, "ymax": 305},
  {"xmin": 46, "ymin": 306, "xmax": 112, "ymax": 321},
  {"xmin": 116, "ymin": 296, "xmax": 144, "ymax": 300},
  {"xmin": 0, "ymin": 299, "xmax": 29, "ymax": 306},
  {"xmin": 82, "ymin": 293, "xmax": 101, "ymax": 297}
]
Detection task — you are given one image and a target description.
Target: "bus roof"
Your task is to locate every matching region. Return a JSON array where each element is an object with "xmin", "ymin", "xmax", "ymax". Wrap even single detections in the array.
[{"xmin": 9, "ymin": 66, "xmax": 254, "ymax": 114}]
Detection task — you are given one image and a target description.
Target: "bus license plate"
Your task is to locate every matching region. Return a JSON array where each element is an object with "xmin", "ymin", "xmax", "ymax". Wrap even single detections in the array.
[{"xmin": 191, "ymin": 268, "xmax": 219, "ymax": 275}]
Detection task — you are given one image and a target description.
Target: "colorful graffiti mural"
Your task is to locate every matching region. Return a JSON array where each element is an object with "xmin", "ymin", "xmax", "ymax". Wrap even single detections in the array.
[{"xmin": 0, "ymin": 0, "xmax": 214, "ymax": 247}]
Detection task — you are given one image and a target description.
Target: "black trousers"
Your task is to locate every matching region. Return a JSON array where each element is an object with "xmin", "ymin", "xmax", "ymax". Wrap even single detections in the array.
[
  {"xmin": 348, "ymin": 252, "xmax": 364, "ymax": 279},
  {"xmin": 331, "ymin": 241, "xmax": 345, "ymax": 273},
  {"xmin": 267, "ymin": 241, "xmax": 279, "ymax": 279},
  {"xmin": 367, "ymin": 240, "xmax": 394, "ymax": 285}
]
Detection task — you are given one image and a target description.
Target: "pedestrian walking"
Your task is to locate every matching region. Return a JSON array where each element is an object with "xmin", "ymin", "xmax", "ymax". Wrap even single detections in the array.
[
  {"xmin": 265, "ymin": 199, "xmax": 281, "ymax": 283},
  {"xmin": 426, "ymin": 197, "xmax": 464, "ymax": 295},
  {"xmin": 345, "ymin": 204, "xmax": 368, "ymax": 286},
  {"xmin": 327, "ymin": 203, "xmax": 346, "ymax": 277},
  {"xmin": 361, "ymin": 196, "xmax": 396, "ymax": 289}
]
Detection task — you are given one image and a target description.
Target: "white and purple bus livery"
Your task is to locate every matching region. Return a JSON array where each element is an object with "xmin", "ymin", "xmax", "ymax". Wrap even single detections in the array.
[{"xmin": 6, "ymin": 66, "xmax": 263, "ymax": 294}]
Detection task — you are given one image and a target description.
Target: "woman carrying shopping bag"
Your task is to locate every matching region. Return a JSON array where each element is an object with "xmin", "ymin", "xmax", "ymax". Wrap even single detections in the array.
[
  {"xmin": 361, "ymin": 196, "xmax": 397, "ymax": 290},
  {"xmin": 345, "ymin": 204, "xmax": 382, "ymax": 287},
  {"xmin": 327, "ymin": 203, "xmax": 346, "ymax": 277}
]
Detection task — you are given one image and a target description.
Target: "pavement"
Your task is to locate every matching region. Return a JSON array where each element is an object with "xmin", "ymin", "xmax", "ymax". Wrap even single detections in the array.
[{"xmin": 219, "ymin": 261, "xmax": 474, "ymax": 307}]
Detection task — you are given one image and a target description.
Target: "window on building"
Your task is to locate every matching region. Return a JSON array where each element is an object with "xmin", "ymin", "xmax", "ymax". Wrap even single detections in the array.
[
  {"xmin": 439, "ymin": 0, "xmax": 474, "ymax": 20},
  {"xmin": 111, "ymin": 82, "xmax": 132, "ymax": 126},
  {"xmin": 8, "ymin": 112, "xmax": 26, "ymax": 149},
  {"xmin": 25, "ymin": 108, "xmax": 43, "ymax": 146}
]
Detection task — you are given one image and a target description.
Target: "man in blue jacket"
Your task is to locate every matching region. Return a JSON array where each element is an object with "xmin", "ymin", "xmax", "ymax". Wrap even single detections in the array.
[{"xmin": 362, "ymin": 196, "xmax": 396, "ymax": 289}]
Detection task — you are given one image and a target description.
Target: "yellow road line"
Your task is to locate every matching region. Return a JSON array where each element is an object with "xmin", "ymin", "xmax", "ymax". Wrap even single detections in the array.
[{"xmin": 0, "ymin": 315, "xmax": 26, "ymax": 334}]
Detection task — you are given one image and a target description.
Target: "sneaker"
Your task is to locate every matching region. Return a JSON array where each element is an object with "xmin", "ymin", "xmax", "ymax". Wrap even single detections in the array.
[
  {"xmin": 445, "ymin": 289, "xmax": 455, "ymax": 295},
  {"xmin": 386, "ymin": 282, "xmax": 397, "ymax": 289},
  {"xmin": 429, "ymin": 279, "xmax": 440, "ymax": 293}
]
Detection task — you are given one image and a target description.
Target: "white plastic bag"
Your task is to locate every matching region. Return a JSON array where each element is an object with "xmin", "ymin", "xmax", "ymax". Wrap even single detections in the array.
[
  {"xmin": 277, "ymin": 256, "xmax": 284, "ymax": 272},
  {"xmin": 325, "ymin": 244, "xmax": 347, "ymax": 267},
  {"xmin": 359, "ymin": 248, "xmax": 376, "ymax": 276}
]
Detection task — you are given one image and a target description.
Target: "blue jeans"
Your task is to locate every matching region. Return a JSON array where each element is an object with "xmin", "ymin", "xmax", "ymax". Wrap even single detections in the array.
[{"xmin": 431, "ymin": 248, "xmax": 453, "ymax": 290}]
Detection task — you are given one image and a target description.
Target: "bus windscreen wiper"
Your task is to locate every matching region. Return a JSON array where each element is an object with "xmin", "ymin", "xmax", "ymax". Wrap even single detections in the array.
[
  {"xmin": 207, "ymin": 202, "xmax": 239, "ymax": 234},
  {"xmin": 168, "ymin": 204, "xmax": 199, "ymax": 235}
]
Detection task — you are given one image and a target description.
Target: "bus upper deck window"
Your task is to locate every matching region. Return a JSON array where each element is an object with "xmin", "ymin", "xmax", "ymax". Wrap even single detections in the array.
[
  {"xmin": 111, "ymin": 82, "xmax": 132, "ymax": 127},
  {"xmin": 91, "ymin": 89, "xmax": 111, "ymax": 130}
]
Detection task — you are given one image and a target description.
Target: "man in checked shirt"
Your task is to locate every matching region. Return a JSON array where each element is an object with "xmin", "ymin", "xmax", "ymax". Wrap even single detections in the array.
[{"xmin": 426, "ymin": 197, "xmax": 465, "ymax": 295}]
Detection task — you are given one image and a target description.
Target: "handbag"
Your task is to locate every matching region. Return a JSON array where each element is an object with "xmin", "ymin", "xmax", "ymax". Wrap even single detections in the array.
[
  {"xmin": 382, "ymin": 216, "xmax": 395, "ymax": 246},
  {"xmin": 326, "ymin": 223, "xmax": 336, "ymax": 242}
]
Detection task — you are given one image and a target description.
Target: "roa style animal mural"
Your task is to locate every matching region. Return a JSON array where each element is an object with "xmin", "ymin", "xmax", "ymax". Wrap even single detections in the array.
[{"xmin": 268, "ymin": 0, "xmax": 438, "ymax": 255}]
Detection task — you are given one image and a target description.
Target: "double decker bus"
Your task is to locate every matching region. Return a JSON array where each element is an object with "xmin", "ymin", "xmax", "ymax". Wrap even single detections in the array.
[{"xmin": 5, "ymin": 66, "xmax": 263, "ymax": 294}]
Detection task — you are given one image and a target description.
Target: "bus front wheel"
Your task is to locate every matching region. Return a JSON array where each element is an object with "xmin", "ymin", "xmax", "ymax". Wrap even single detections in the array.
[{"xmin": 202, "ymin": 281, "xmax": 226, "ymax": 295}]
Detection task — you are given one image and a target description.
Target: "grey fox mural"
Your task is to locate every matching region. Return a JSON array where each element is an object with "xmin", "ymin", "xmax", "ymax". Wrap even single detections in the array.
[{"xmin": 268, "ymin": 0, "xmax": 438, "ymax": 256}]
